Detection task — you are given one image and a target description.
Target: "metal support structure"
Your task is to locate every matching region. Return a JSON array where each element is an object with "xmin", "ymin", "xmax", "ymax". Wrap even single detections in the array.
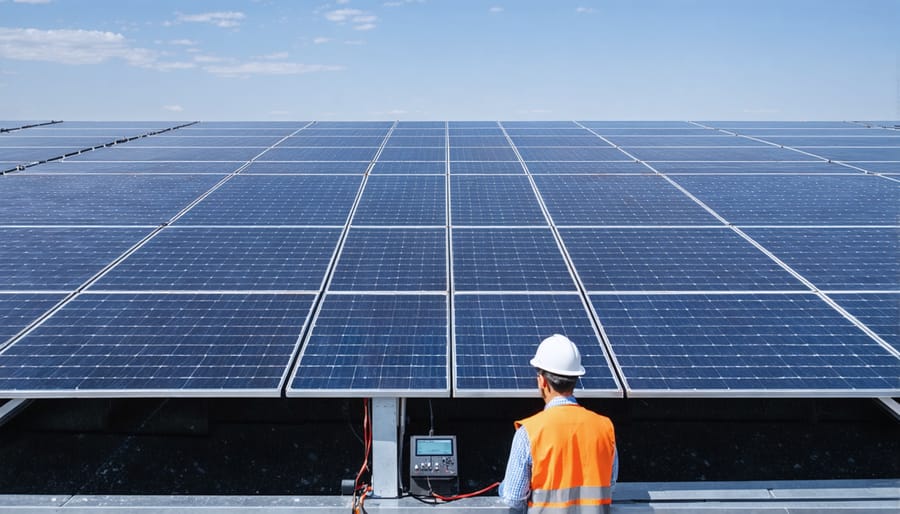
[
  {"xmin": 371, "ymin": 397, "xmax": 399, "ymax": 498},
  {"xmin": 875, "ymin": 397, "xmax": 900, "ymax": 421},
  {"xmin": 0, "ymin": 399, "xmax": 31, "ymax": 428}
]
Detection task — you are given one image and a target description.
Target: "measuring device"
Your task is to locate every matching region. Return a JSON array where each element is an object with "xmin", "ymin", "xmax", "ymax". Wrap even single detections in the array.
[{"xmin": 408, "ymin": 435, "xmax": 459, "ymax": 496}]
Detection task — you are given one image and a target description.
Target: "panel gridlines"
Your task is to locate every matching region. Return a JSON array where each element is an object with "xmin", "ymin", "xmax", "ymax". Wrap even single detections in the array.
[{"xmin": 0, "ymin": 120, "xmax": 897, "ymax": 399}]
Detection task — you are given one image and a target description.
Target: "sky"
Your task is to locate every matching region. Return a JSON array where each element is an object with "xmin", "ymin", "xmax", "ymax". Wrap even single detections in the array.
[{"xmin": 0, "ymin": 0, "xmax": 898, "ymax": 121}]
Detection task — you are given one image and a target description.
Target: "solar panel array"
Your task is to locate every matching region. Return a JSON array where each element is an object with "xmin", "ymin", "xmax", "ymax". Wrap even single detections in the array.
[{"xmin": 0, "ymin": 120, "xmax": 897, "ymax": 399}]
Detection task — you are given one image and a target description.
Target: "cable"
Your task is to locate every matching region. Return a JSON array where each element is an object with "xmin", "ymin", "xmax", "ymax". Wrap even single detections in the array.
[
  {"xmin": 351, "ymin": 399, "xmax": 373, "ymax": 514},
  {"xmin": 404, "ymin": 481, "xmax": 500, "ymax": 505}
]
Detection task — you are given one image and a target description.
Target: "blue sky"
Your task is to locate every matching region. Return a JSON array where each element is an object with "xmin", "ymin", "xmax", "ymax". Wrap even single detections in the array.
[{"xmin": 0, "ymin": 0, "xmax": 897, "ymax": 121}]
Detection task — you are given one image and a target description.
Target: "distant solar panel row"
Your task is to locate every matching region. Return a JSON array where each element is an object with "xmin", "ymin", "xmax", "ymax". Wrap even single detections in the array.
[{"xmin": 0, "ymin": 120, "xmax": 896, "ymax": 400}]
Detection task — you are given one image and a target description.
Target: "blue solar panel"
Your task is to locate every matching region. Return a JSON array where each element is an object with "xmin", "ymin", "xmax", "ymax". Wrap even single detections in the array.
[
  {"xmin": 743, "ymin": 228, "xmax": 899, "ymax": 290},
  {"xmin": 0, "ymin": 228, "xmax": 151, "ymax": 289},
  {"xmin": 798, "ymin": 147, "xmax": 900, "ymax": 161},
  {"xmin": 561, "ymin": 228, "xmax": 807, "ymax": 292},
  {"xmin": 0, "ymin": 147, "xmax": 83, "ymax": 162},
  {"xmin": 591, "ymin": 293, "xmax": 900, "ymax": 394},
  {"xmin": 451, "ymin": 176, "xmax": 546, "ymax": 225},
  {"xmin": 0, "ymin": 175, "xmax": 223, "ymax": 225},
  {"xmin": 449, "ymin": 128, "xmax": 505, "ymax": 137},
  {"xmin": 0, "ymin": 293, "xmax": 315, "ymax": 395},
  {"xmin": 283, "ymin": 136, "xmax": 385, "ymax": 147},
  {"xmin": 242, "ymin": 161, "xmax": 370, "ymax": 174},
  {"xmin": 579, "ymin": 121, "xmax": 696, "ymax": 129},
  {"xmin": 299, "ymin": 128, "xmax": 389, "ymax": 137},
  {"xmin": 378, "ymin": 147, "xmax": 446, "ymax": 161},
  {"xmin": 27, "ymin": 160, "xmax": 240, "ymax": 174},
  {"xmin": 0, "ymin": 136, "xmax": 133, "ymax": 148},
  {"xmin": 67, "ymin": 147, "xmax": 264, "ymax": 161},
  {"xmin": 125, "ymin": 136, "xmax": 278, "ymax": 147},
  {"xmin": 92, "ymin": 228, "xmax": 341, "ymax": 291},
  {"xmin": 385, "ymin": 137, "xmax": 446, "ymax": 147},
  {"xmin": 761, "ymin": 137, "xmax": 900, "ymax": 147},
  {"xmin": 453, "ymin": 293, "xmax": 620, "ymax": 396},
  {"xmin": 525, "ymin": 161, "xmax": 649, "ymax": 174},
  {"xmin": 673, "ymin": 175, "xmax": 899, "ymax": 225},
  {"xmin": 288, "ymin": 294, "xmax": 448, "ymax": 395},
  {"xmin": 353, "ymin": 176, "xmax": 445, "ymax": 225},
  {"xmin": 453, "ymin": 228, "xmax": 575, "ymax": 291},
  {"xmin": 0, "ymin": 294, "xmax": 64, "ymax": 345},
  {"xmin": 848, "ymin": 162, "xmax": 900, "ymax": 173},
  {"xmin": 450, "ymin": 136, "xmax": 511, "ymax": 147},
  {"xmin": 629, "ymin": 147, "xmax": 818, "ymax": 161},
  {"xmin": 518, "ymin": 147, "xmax": 630, "ymax": 161},
  {"xmin": 370, "ymin": 161, "xmax": 445, "ymax": 174},
  {"xmin": 510, "ymin": 136, "xmax": 612, "ymax": 147},
  {"xmin": 534, "ymin": 175, "xmax": 717, "ymax": 225},
  {"xmin": 830, "ymin": 293, "xmax": 899, "ymax": 350},
  {"xmin": 450, "ymin": 147, "xmax": 518, "ymax": 161},
  {"xmin": 450, "ymin": 161, "xmax": 523, "ymax": 174},
  {"xmin": 649, "ymin": 161, "xmax": 851, "ymax": 174},
  {"xmin": 733, "ymin": 128, "xmax": 894, "ymax": 137},
  {"xmin": 611, "ymin": 136, "xmax": 768, "ymax": 147},
  {"xmin": 503, "ymin": 121, "xmax": 580, "ymax": 128},
  {"xmin": 330, "ymin": 228, "xmax": 446, "ymax": 291},
  {"xmin": 177, "ymin": 175, "xmax": 362, "ymax": 225},
  {"xmin": 259, "ymin": 147, "xmax": 377, "ymax": 161}
]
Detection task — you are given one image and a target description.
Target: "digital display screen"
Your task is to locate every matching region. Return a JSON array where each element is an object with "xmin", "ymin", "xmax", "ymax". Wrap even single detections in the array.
[{"xmin": 416, "ymin": 438, "xmax": 453, "ymax": 456}]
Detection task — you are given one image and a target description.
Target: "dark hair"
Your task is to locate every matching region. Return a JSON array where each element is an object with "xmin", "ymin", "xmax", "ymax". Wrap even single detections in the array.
[{"xmin": 539, "ymin": 369, "xmax": 577, "ymax": 394}]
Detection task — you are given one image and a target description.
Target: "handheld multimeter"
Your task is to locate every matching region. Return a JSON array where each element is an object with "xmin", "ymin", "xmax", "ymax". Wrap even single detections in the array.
[{"xmin": 408, "ymin": 435, "xmax": 459, "ymax": 496}]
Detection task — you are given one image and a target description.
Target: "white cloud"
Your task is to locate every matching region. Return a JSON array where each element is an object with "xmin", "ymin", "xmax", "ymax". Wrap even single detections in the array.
[
  {"xmin": 173, "ymin": 11, "xmax": 246, "ymax": 28},
  {"xmin": 192, "ymin": 54, "xmax": 226, "ymax": 63},
  {"xmin": 575, "ymin": 7, "xmax": 596, "ymax": 14},
  {"xmin": 169, "ymin": 39, "xmax": 197, "ymax": 46},
  {"xmin": 325, "ymin": 8, "xmax": 378, "ymax": 30},
  {"xmin": 163, "ymin": 104, "xmax": 184, "ymax": 112},
  {"xmin": 489, "ymin": 6, "xmax": 504, "ymax": 13},
  {"xmin": 313, "ymin": 37, "xmax": 331, "ymax": 45},
  {"xmin": 259, "ymin": 51, "xmax": 289, "ymax": 60},
  {"xmin": 0, "ymin": 27, "xmax": 192, "ymax": 71},
  {"xmin": 204, "ymin": 61, "xmax": 344, "ymax": 77}
]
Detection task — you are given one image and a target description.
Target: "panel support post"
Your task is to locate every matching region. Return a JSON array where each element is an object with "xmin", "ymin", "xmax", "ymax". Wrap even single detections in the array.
[{"xmin": 371, "ymin": 397, "xmax": 399, "ymax": 498}]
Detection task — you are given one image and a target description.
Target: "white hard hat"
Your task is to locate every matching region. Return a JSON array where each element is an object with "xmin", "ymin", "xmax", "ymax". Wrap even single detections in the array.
[{"xmin": 529, "ymin": 334, "xmax": 586, "ymax": 377}]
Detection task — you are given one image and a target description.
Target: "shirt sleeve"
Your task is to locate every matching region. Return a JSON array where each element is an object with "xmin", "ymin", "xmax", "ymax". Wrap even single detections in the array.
[
  {"xmin": 611, "ymin": 447, "xmax": 619, "ymax": 486},
  {"xmin": 499, "ymin": 425, "xmax": 531, "ymax": 513}
]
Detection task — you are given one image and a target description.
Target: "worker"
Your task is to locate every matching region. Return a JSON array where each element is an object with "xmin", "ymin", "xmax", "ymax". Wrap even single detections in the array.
[{"xmin": 499, "ymin": 334, "xmax": 618, "ymax": 513}]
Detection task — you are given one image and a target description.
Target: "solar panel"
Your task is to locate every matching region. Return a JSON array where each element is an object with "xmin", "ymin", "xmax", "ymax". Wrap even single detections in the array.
[
  {"xmin": 0, "ymin": 292, "xmax": 316, "ymax": 396},
  {"xmin": 353, "ymin": 175, "xmax": 446, "ymax": 225},
  {"xmin": 92, "ymin": 227, "xmax": 341, "ymax": 291},
  {"xmin": 450, "ymin": 175, "xmax": 546, "ymax": 225},
  {"xmin": 525, "ymin": 161, "xmax": 649, "ymax": 174},
  {"xmin": 533, "ymin": 175, "xmax": 717, "ymax": 225},
  {"xmin": 378, "ymin": 147, "xmax": 446, "ymax": 161},
  {"xmin": 329, "ymin": 228, "xmax": 446, "ymax": 291},
  {"xmin": 629, "ymin": 147, "xmax": 818, "ymax": 161},
  {"xmin": 453, "ymin": 293, "xmax": 621, "ymax": 397},
  {"xmin": 743, "ymin": 228, "xmax": 899, "ymax": 290},
  {"xmin": 510, "ymin": 136, "xmax": 612, "ymax": 147},
  {"xmin": 67, "ymin": 147, "xmax": 264, "ymax": 161},
  {"xmin": 125, "ymin": 136, "xmax": 281, "ymax": 147},
  {"xmin": 518, "ymin": 147, "xmax": 630, "ymax": 161},
  {"xmin": 450, "ymin": 136, "xmax": 512, "ymax": 147},
  {"xmin": 242, "ymin": 161, "xmax": 370, "ymax": 174},
  {"xmin": 176, "ymin": 175, "xmax": 362, "ymax": 225},
  {"xmin": 830, "ymin": 293, "xmax": 899, "ymax": 350},
  {"xmin": 0, "ymin": 174, "xmax": 223, "ymax": 225},
  {"xmin": 611, "ymin": 136, "xmax": 768, "ymax": 147},
  {"xmin": 0, "ymin": 294, "xmax": 64, "ymax": 346},
  {"xmin": 449, "ymin": 161, "xmax": 523, "ymax": 174},
  {"xmin": 27, "ymin": 160, "xmax": 241, "ymax": 174},
  {"xmin": 591, "ymin": 293, "xmax": 900, "ymax": 396},
  {"xmin": 649, "ymin": 161, "xmax": 851, "ymax": 174},
  {"xmin": 258, "ymin": 147, "xmax": 378, "ymax": 161},
  {"xmin": 450, "ymin": 147, "xmax": 518, "ymax": 161},
  {"xmin": 759, "ymin": 137, "xmax": 900, "ymax": 147},
  {"xmin": 288, "ymin": 293, "xmax": 448, "ymax": 396},
  {"xmin": 560, "ymin": 228, "xmax": 807, "ymax": 292},
  {"xmin": 0, "ymin": 228, "xmax": 151, "ymax": 290},
  {"xmin": 283, "ymin": 136, "xmax": 385, "ymax": 147},
  {"xmin": 371, "ymin": 161, "xmax": 446, "ymax": 174},
  {"xmin": 385, "ymin": 136, "xmax": 446, "ymax": 147},
  {"xmin": 452, "ymin": 228, "xmax": 575, "ymax": 291},
  {"xmin": 797, "ymin": 147, "xmax": 900, "ymax": 161},
  {"xmin": 672, "ymin": 175, "xmax": 899, "ymax": 225}
]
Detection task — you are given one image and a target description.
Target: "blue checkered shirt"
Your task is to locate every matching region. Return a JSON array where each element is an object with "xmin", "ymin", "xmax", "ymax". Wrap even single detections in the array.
[{"xmin": 498, "ymin": 396, "xmax": 618, "ymax": 512}]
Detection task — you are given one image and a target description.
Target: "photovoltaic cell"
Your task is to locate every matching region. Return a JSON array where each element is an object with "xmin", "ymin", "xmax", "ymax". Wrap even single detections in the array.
[
  {"xmin": 450, "ymin": 161, "xmax": 523, "ymax": 174},
  {"xmin": 673, "ymin": 175, "xmax": 899, "ymax": 225},
  {"xmin": 329, "ymin": 228, "xmax": 446, "ymax": 291},
  {"xmin": 591, "ymin": 293, "xmax": 900, "ymax": 394},
  {"xmin": 743, "ymin": 228, "xmax": 899, "ymax": 290},
  {"xmin": 518, "ymin": 147, "xmax": 630, "ymax": 161},
  {"xmin": 453, "ymin": 294, "xmax": 620, "ymax": 396},
  {"xmin": 0, "ymin": 293, "xmax": 316, "ymax": 395},
  {"xmin": 830, "ymin": 293, "xmax": 899, "ymax": 350},
  {"xmin": 289, "ymin": 294, "xmax": 448, "ymax": 395},
  {"xmin": 242, "ymin": 161, "xmax": 370, "ymax": 174},
  {"xmin": 560, "ymin": 228, "xmax": 806, "ymax": 292},
  {"xmin": 27, "ymin": 160, "xmax": 240, "ymax": 174},
  {"xmin": 0, "ymin": 174, "xmax": 223, "ymax": 225},
  {"xmin": 379, "ymin": 147, "xmax": 446, "ymax": 161},
  {"xmin": 799, "ymin": 147, "xmax": 900, "ymax": 161},
  {"xmin": 259, "ymin": 147, "xmax": 378, "ymax": 161},
  {"xmin": 534, "ymin": 175, "xmax": 717, "ymax": 225},
  {"xmin": 93, "ymin": 228, "xmax": 341, "ymax": 291},
  {"xmin": 67, "ymin": 147, "xmax": 263, "ymax": 161},
  {"xmin": 649, "ymin": 161, "xmax": 851, "ymax": 174},
  {"xmin": 353, "ymin": 176, "xmax": 445, "ymax": 225},
  {"xmin": 450, "ymin": 136, "xmax": 512, "ymax": 147},
  {"xmin": 452, "ymin": 228, "xmax": 575, "ymax": 291},
  {"xmin": 609, "ymin": 136, "xmax": 768, "ymax": 147},
  {"xmin": 177, "ymin": 175, "xmax": 362, "ymax": 225},
  {"xmin": 0, "ymin": 294, "xmax": 64, "ymax": 345},
  {"xmin": 450, "ymin": 147, "xmax": 519, "ymax": 161},
  {"xmin": 451, "ymin": 176, "xmax": 546, "ymax": 225},
  {"xmin": 525, "ymin": 161, "xmax": 649, "ymax": 174},
  {"xmin": 371, "ymin": 161, "xmax": 446, "ymax": 174},
  {"xmin": 510, "ymin": 136, "xmax": 611, "ymax": 147},
  {"xmin": 0, "ymin": 228, "xmax": 151, "ymax": 290}
]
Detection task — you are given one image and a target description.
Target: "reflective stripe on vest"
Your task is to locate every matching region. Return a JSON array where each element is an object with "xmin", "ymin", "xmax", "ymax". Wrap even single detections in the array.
[{"xmin": 530, "ymin": 486, "xmax": 613, "ymax": 514}]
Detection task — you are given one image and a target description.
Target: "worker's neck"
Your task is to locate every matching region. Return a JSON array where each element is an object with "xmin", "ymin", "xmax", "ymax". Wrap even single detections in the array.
[{"xmin": 542, "ymin": 390, "xmax": 573, "ymax": 405}]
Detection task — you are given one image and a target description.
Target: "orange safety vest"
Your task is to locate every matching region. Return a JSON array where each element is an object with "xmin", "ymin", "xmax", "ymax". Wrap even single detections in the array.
[{"xmin": 516, "ymin": 403, "xmax": 616, "ymax": 514}]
